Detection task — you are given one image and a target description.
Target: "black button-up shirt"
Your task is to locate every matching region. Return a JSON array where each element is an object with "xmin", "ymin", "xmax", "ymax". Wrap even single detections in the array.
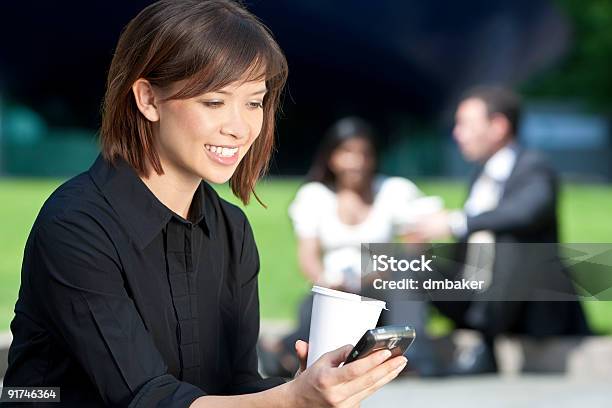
[{"xmin": 3, "ymin": 155, "xmax": 284, "ymax": 407}]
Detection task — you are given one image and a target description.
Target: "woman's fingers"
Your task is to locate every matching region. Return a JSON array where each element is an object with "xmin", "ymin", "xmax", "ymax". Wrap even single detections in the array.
[
  {"xmin": 343, "ymin": 357, "xmax": 406, "ymax": 407},
  {"xmin": 335, "ymin": 349, "xmax": 392, "ymax": 383},
  {"xmin": 295, "ymin": 340, "xmax": 309, "ymax": 373},
  {"xmin": 295, "ymin": 340, "xmax": 308, "ymax": 359},
  {"xmin": 298, "ymin": 346, "xmax": 404, "ymax": 407},
  {"xmin": 342, "ymin": 355, "xmax": 406, "ymax": 398},
  {"xmin": 319, "ymin": 344, "xmax": 354, "ymax": 367}
]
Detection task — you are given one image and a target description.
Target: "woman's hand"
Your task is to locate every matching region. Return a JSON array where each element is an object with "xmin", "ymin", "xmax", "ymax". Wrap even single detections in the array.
[
  {"xmin": 287, "ymin": 343, "xmax": 407, "ymax": 407},
  {"xmin": 294, "ymin": 340, "xmax": 309, "ymax": 377}
]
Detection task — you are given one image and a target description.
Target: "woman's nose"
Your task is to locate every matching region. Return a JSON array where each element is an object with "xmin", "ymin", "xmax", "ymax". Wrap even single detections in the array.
[
  {"xmin": 343, "ymin": 152, "xmax": 366, "ymax": 169},
  {"xmin": 220, "ymin": 105, "xmax": 250, "ymax": 140}
]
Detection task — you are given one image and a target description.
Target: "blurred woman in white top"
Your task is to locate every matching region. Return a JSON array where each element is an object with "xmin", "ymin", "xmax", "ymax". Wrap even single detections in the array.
[
  {"xmin": 290, "ymin": 118, "xmax": 423, "ymax": 292},
  {"xmin": 259, "ymin": 117, "xmax": 425, "ymax": 376}
]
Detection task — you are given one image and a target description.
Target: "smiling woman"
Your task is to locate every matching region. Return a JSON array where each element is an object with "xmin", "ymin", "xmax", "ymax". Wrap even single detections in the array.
[
  {"xmin": 129, "ymin": 76, "xmax": 270, "ymax": 213},
  {"xmin": 100, "ymin": 0, "xmax": 286, "ymax": 205},
  {"xmin": 2, "ymin": 1, "xmax": 407, "ymax": 407}
]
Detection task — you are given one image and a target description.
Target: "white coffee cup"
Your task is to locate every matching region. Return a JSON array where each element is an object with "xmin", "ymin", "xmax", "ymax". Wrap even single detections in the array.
[{"xmin": 306, "ymin": 286, "xmax": 386, "ymax": 368}]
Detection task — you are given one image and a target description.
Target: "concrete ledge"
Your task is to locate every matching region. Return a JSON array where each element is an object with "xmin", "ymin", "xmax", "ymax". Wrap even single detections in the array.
[
  {"xmin": 260, "ymin": 321, "xmax": 612, "ymax": 379},
  {"xmin": 510, "ymin": 335, "xmax": 612, "ymax": 378}
]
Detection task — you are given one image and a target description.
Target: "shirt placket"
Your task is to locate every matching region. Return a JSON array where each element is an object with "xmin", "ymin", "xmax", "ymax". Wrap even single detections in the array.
[{"xmin": 165, "ymin": 220, "xmax": 200, "ymax": 384}]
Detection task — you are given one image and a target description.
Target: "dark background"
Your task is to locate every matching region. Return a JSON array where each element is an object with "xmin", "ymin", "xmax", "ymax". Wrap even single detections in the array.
[{"xmin": 0, "ymin": 0, "xmax": 611, "ymax": 177}]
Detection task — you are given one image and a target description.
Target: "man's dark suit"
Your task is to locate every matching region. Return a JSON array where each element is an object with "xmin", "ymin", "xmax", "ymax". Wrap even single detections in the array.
[{"xmin": 436, "ymin": 146, "xmax": 590, "ymax": 337}]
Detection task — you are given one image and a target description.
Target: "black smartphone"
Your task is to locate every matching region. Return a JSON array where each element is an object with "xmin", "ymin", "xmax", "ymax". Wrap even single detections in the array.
[{"xmin": 344, "ymin": 325, "xmax": 416, "ymax": 364}]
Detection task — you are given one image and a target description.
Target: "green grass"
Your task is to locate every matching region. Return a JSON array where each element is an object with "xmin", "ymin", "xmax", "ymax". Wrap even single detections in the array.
[{"xmin": 1, "ymin": 178, "xmax": 611, "ymax": 334}]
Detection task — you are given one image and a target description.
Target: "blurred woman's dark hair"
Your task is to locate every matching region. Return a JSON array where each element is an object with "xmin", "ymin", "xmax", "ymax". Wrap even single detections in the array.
[{"xmin": 306, "ymin": 117, "xmax": 378, "ymax": 188}]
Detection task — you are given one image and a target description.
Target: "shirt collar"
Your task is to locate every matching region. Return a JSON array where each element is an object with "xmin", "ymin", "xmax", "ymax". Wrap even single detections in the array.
[
  {"xmin": 482, "ymin": 142, "xmax": 519, "ymax": 183},
  {"xmin": 88, "ymin": 154, "xmax": 216, "ymax": 249}
]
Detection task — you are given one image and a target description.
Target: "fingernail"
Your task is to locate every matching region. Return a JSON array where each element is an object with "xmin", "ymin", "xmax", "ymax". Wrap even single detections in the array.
[
  {"xmin": 395, "ymin": 357, "xmax": 407, "ymax": 369},
  {"xmin": 381, "ymin": 350, "xmax": 392, "ymax": 360}
]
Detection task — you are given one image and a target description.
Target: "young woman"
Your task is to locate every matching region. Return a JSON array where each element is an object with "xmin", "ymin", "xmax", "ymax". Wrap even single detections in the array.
[
  {"xmin": 260, "ymin": 117, "xmax": 425, "ymax": 377},
  {"xmin": 2, "ymin": 1, "xmax": 406, "ymax": 407}
]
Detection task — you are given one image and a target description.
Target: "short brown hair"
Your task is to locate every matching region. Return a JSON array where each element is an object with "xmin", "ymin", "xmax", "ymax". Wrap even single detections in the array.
[
  {"xmin": 100, "ymin": 0, "xmax": 287, "ymax": 205},
  {"xmin": 462, "ymin": 85, "xmax": 522, "ymax": 137}
]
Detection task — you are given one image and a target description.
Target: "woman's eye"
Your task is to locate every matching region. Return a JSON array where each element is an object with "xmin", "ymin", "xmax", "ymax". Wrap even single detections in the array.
[
  {"xmin": 202, "ymin": 101, "xmax": 224, "ymax": 108},
  {"xmin": 248, "ymin": 101, "xmax": 264, "ymax": 109}
]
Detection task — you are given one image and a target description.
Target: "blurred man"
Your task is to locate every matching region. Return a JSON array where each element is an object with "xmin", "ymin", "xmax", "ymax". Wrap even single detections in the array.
[{"xmin": 411, "ymin": 86, "xmax": 590, "ymax": 375}]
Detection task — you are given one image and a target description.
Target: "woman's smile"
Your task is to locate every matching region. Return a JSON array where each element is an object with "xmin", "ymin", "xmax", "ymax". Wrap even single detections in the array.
[{"xmin": 204, "ymin": 143, "xmax": 241, "ymax": 166}]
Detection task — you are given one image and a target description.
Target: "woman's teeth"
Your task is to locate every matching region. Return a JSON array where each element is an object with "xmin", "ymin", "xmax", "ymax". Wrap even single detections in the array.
[{"xmin": 205, "ymin": 144, "xmax": 238, "ymax": 157}]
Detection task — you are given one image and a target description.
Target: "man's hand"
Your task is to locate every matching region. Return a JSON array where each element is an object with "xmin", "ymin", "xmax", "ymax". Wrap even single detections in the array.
[{"xmin": 404, "ymin": 210, "xmax": 453, "ymax": 242}]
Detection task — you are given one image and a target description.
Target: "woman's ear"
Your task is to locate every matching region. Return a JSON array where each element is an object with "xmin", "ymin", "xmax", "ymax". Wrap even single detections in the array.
[{"xmin": 132, "ymin": 78, "xmax": 160, "ymax": 122}]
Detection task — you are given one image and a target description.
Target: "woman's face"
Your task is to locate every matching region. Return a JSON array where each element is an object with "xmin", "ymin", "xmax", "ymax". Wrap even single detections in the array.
[
  {"xmin": 328, "ymin": 137, "xmax": 376, "ymax": 189},
  {"xmin": 153, "ymin": 77, "xmax": 267, "ymax": 184}
]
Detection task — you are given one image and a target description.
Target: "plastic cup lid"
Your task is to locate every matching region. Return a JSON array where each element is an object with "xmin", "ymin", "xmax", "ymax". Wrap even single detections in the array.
[{"xmin": 311, "ymin": 286, "xmax": 386, "ymax": 309}]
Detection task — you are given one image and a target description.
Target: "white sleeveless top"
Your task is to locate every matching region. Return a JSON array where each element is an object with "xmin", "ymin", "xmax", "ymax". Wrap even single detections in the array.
[{"xmin": 288, "ymin": 176, "xmax": 423, "ymax": 290}]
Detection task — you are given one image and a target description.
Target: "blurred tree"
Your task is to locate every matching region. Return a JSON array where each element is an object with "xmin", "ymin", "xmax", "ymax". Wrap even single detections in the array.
[{"xmin": 524, "ymin": 0, "xmax": 612, "ymax": 112}]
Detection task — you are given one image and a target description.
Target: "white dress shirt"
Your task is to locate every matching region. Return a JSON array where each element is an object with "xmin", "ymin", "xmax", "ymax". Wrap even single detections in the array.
[
  {"xmin": 450, "ymin": 143, "xmax": 518, "ymax": 238},
  {"xmin": 450, "ymin": 143, "xmax": 518, "ymax": 288}
]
